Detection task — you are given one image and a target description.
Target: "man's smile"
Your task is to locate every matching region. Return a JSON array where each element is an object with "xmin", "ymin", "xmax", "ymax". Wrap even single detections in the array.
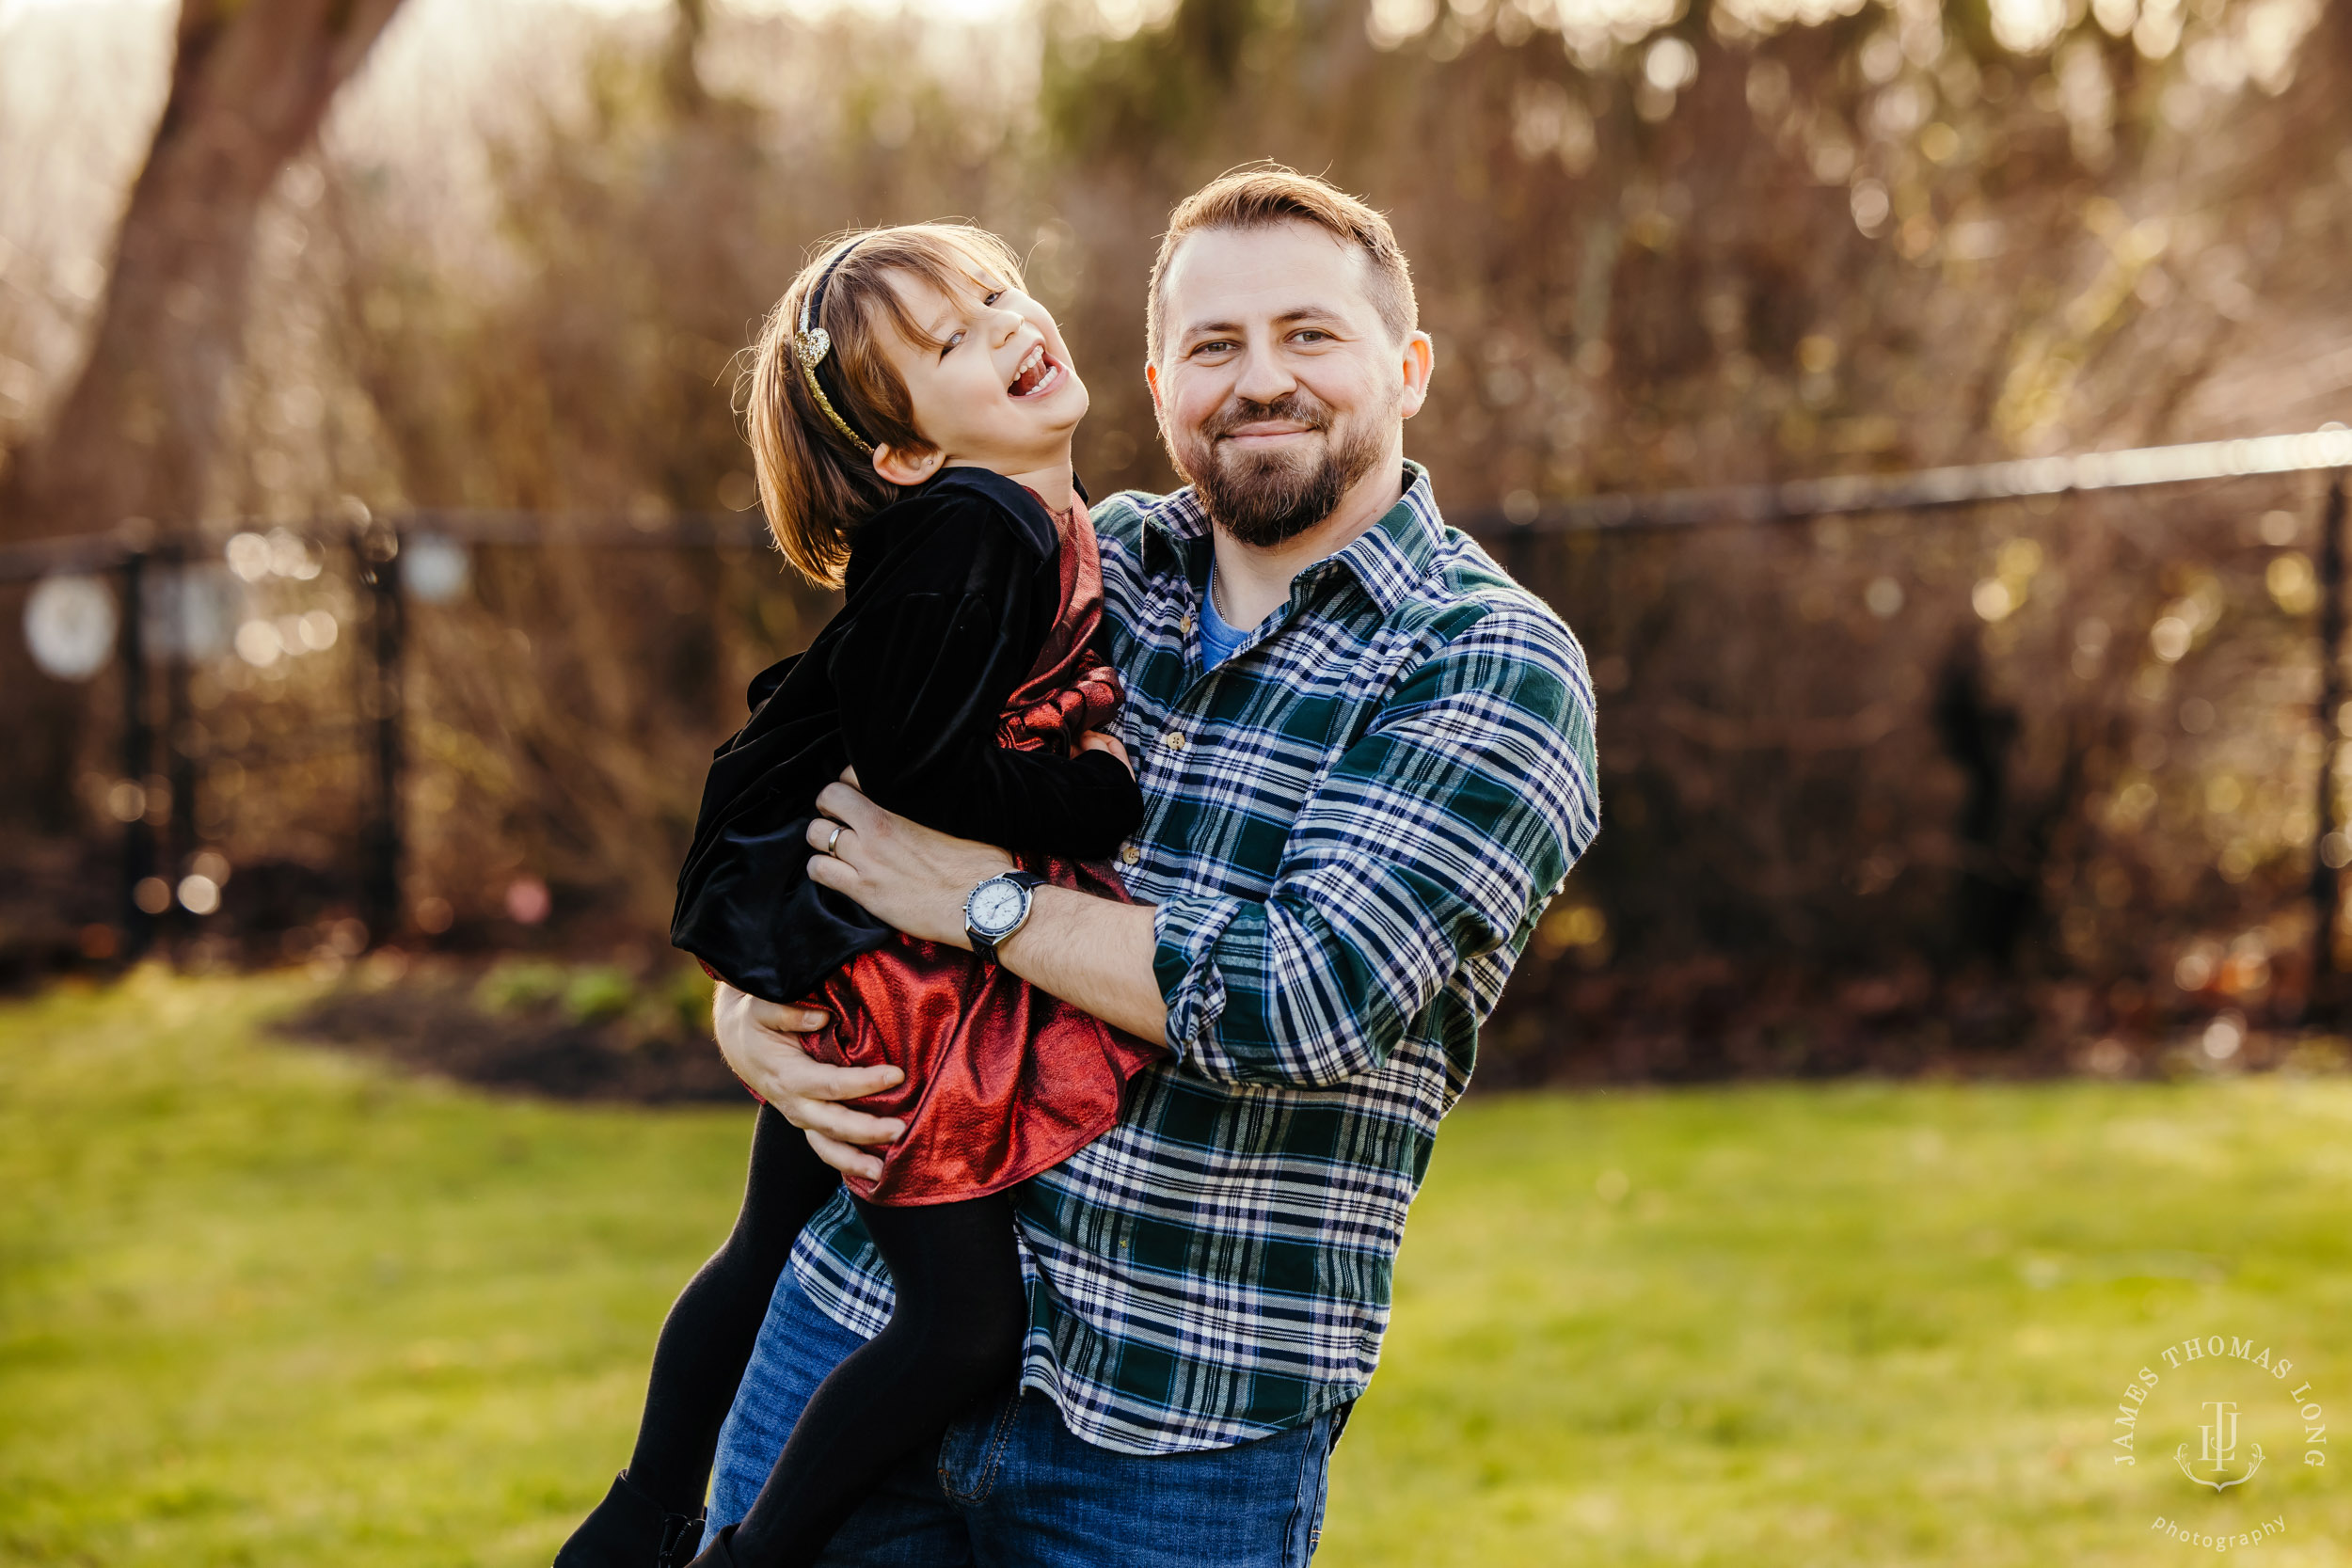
[{"xmin": 1216, "ymin": 422, "xmax": 1318, "ymax": 447}]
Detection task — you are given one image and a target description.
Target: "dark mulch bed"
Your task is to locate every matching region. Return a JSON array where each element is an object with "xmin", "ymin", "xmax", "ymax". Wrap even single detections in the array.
[
  {"xmin": 1474, "ymin": 954, "xmax": 2336, "ymax": 1089},
  {"xmin": 275, "ymin": 969, "xmax": 747, "ymax": 1104},
  {"xmin": 267, "ymin": 954, "xmax": 2344, "ymax": 1107}
]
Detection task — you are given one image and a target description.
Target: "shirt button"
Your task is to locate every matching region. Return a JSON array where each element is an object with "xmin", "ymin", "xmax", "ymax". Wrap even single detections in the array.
[
  {"xmin": 1162, "ymin": 730, "xmax": 1187, "ymax": 751},
  {"xmin": 1179, "ymin": 612, "xmax": 1195, "ymax": 635},
  {"xmin": 1120, "ymin": 843, "xmax": 1142, "ymax": 866}
]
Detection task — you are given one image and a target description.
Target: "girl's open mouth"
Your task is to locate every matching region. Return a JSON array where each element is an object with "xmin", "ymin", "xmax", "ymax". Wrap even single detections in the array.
[{"xmin": 1008, "ymin": 344, "xmax": 1061, "ymax": 399}]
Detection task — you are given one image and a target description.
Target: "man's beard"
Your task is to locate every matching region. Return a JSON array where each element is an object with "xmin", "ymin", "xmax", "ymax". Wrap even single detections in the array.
[{"xmin": 1172, "ymin": 391, "xmax": 1389, "ymax": 547}]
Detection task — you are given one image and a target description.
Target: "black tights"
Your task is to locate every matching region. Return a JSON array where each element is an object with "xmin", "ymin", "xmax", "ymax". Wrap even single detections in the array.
[{"xmin": 624, "ymin": 1105, "xmax": 1028, "ymax": 1568}]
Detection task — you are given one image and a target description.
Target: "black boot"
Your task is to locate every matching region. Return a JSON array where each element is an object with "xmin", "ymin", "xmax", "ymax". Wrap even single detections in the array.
[{"xmin": 554, "ymin": 1472, "xmax": 707, "ymax": 1568}]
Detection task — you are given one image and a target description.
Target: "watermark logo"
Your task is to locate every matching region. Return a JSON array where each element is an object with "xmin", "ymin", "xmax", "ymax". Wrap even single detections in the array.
[
  {"xmin": 2109, "ymin": 1335, "xmax": 2327, "ymax": 1551},
  {"xmin": 2112, "ymin": 1336, "xmax": 2327, "ymax": 1478},
  {"xmin": 2183, "ymin": 1400, "xmax": 2259, "ymax": 1491}
]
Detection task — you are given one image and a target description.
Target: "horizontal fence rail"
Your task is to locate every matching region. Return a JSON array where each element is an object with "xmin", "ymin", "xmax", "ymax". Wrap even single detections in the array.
[
  {"xmin": 0, "ymin": 510, "xmax": 769, "ymax": 585},
  {"xmin": 1463, "ymin": 424, "xmax": 2352, "ymax": 535}
]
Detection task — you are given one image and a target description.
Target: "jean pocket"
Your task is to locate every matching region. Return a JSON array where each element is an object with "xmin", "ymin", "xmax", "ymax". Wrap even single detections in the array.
[{"xmin": 936, "ymin": 1387, "xmax": 1024, "ymax": 1505}]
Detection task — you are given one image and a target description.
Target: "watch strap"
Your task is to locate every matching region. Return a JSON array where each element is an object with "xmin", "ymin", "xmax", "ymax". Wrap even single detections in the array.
[{"xmin": 966, "ymin": 870, "xmax": 1045, "ymax": 961}]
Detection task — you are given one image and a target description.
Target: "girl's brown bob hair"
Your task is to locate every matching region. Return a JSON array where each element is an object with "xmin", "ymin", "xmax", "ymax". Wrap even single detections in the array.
[{"xmin": 741, "ymin": 223, "xmax": 1026, "ymax": 587}]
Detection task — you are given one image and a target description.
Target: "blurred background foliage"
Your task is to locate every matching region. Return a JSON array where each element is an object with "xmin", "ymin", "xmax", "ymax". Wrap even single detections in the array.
[{"xmin": 2, "ymin": 0, "xmax": 2350, "ymax": 1077}]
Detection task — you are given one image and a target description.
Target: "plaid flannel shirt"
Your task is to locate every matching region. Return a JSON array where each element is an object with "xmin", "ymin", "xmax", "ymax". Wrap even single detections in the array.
[{"xmin": 786, "ymin": 462, "xmax": 1600, "ymax": 1454}]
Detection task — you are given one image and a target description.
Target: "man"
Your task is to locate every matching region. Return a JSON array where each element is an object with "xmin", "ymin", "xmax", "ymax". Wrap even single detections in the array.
[{"xmin": 706, "ymin": 167, "xmax": 1599, "ymax": 1564}]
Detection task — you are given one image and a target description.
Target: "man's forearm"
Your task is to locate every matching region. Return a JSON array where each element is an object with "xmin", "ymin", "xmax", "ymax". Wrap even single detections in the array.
[
  {"xmin": 998, "ymin": 888, "xmax": 1169, "ymax": 1046},
  {"xmin": 800, "ymin": 774, "xmax": 1171, "ymax": 1046}
]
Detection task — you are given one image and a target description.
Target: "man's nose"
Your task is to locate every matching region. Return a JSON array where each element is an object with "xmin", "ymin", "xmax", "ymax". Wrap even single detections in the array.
[{"xmin": 1230, "ymin": 341, "xmax": 1296, "ymax": 404}]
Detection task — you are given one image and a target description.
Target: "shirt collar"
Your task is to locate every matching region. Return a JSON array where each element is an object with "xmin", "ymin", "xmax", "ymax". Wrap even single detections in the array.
[{"xmin": 1140, "ymin": 460, "xmax": 1443, "ymax": 618}]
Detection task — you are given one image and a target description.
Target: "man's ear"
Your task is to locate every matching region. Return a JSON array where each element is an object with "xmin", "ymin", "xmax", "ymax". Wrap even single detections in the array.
[
  {"xmin": 1396, "ymin": 331, "xmax": 1436, "ymax": 420},
  {"xmin": 871, "ymin": 442, "xmax": 941, "ymax": 486},
  {"xmin": 1144, "ymin": 359, "xmax": 1178, "ymax": 449}
]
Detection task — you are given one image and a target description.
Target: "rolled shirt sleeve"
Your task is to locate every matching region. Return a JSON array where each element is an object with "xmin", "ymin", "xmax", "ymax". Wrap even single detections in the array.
[{"xmin": 1152, "ymin": 602, "xmax": 1600, "ymax": 1086}]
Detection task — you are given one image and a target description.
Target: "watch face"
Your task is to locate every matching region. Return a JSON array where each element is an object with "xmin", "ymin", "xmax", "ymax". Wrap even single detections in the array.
[{"xmin": 971, "ymin": 879, "xmax": 1025, "ymax": 934}]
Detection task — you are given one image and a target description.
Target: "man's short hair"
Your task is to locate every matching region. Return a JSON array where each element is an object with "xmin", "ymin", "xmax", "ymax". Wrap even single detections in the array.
[{"xmin": 1146, "ymin": 166, "xmax": 1418, "ymax": 363}]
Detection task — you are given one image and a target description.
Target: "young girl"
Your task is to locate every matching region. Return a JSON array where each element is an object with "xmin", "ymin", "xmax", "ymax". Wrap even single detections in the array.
[{"xmin": 555, "ymin": 225, "xmax": 1158, "ymax": 1568}]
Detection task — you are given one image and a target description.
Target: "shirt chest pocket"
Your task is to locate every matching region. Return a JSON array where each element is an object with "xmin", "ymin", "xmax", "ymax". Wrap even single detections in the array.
[
  {"xmin": 1141, "ymin": 607, "xmax": 1419, "ymax": 882},
  {"xmin": 1173, "ymin": 683, "xmax": 1393, "ymax": 889},
  {"xmin": 1281, "ymin": 629, "xmax": 1421, "ymax": 806}
]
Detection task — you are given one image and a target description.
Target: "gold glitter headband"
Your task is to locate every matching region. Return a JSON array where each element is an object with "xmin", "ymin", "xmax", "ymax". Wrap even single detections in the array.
[{"xmin": 795, "ymin": 241, "xmax": 875, "ymax": 456}]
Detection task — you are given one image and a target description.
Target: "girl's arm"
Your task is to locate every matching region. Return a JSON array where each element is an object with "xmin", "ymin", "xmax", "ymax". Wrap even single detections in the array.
[{"xmin": 830, "ymin": 493, "xmax": 1142, "ymax": 861}]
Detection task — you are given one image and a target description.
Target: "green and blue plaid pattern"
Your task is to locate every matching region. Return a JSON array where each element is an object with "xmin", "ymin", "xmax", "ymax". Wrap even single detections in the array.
[{"xmin": 787, "ymin": 462, "xmax": 1599, "ymax": 1454}]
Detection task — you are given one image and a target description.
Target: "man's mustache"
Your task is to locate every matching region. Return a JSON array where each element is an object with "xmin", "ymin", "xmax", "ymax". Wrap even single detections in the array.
[{"xmin": 1200, "ymin": 393, "xmax": 1333, "ymax": 443}]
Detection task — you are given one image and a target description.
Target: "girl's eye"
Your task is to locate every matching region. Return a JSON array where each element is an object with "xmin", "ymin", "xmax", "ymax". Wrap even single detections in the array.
[
  {"xmin": 942, "ymin": 330, "xmax": 965, "ymax": 357},
  {"xmin": 983, "ymin": 290, "xmax": 1004, "ymax": 307}
]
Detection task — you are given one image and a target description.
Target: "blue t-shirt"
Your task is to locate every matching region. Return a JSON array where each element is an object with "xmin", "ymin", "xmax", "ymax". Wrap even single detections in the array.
[{"xmin": 1200, "ymin": 579, "xmax": 1252, "ymax": 668}]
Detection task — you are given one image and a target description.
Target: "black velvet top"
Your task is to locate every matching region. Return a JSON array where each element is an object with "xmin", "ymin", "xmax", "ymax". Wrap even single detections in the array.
[{"xmin": 671, "ymin": 467, "xmax": 1144, "ymax": 1006}]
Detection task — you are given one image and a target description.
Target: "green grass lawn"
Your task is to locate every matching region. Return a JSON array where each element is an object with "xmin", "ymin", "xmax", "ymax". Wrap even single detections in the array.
[{"xmin": 2, "ymin": 973, "xmax": 2347, "ymax": 1566}]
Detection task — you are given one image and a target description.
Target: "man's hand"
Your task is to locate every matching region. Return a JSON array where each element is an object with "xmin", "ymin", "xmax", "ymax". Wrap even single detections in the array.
[
  {"xmin": 805, "ymin": 770, "xmax": 1013, "ymax": 947},
  {"xmin": 711, "ymin": 981, "xmax": 904, "ymax": 1181}
]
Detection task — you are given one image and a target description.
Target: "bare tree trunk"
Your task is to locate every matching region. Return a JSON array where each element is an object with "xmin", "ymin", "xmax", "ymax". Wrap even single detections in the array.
[
  {"xmin": 0, "ymin": 0, "xmax": 405, "ymax": 860},
  {"xmin": 1, "ymin": 0, "xmax": 405, "ymax": 540}
]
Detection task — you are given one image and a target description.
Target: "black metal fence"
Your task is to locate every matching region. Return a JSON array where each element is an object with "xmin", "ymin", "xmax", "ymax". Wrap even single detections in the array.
[
  {"xmin": 1487, "ymin": 425, "xmax": 2352, "ymax": 998},
  {"xmin": 4, "ymin": 423, "xmax": 2348, "ymax": 994},
  {"xmin": 4, "ymin": 505, "xmax": 771, "ymax": 962}
]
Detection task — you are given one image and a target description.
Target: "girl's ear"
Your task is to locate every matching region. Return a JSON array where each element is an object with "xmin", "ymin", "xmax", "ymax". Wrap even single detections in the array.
[{"xmin": 871, "ymin": 443, "xmax": 941, "ymax": 487}]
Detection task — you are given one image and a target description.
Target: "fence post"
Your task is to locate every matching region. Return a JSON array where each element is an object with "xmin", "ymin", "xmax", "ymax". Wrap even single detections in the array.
[
  {"xmin": 2313, "ymin": 468, "xmax": 2348, "ymax": 1011},
  {"xmin": 160, "ymin": 534, "xmax": 197, "ymax": 945},
  {"xmin": 118, "ymin": 546, "xmax": 155, "ymax": 960},
  {"xmin": 357, "ymin": 521, "xmax": 405, "ymax": 943}
]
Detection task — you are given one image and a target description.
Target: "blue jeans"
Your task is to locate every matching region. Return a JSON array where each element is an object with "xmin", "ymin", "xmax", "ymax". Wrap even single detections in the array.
[{"xmin": 710, "ymin": 1270, "xmax": 1342, "ymax": 1566}]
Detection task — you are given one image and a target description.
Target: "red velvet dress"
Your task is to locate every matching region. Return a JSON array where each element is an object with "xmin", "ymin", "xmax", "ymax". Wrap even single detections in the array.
[{"xmin": 803, "ymin": 496, "xmax": 1161, "ymax": 1206}]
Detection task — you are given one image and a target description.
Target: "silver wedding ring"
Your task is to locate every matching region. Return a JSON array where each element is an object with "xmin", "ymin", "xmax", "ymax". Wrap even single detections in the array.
[{"xmin": 825, "ymin": 823, "xmax": 846, "ymax": 857}]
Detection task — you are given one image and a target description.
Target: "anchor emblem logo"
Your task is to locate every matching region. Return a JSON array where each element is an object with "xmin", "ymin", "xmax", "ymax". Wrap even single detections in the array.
[{"xmin": 2175, "ymin": 1400, "xmax": 2265, "ymax": 1492}]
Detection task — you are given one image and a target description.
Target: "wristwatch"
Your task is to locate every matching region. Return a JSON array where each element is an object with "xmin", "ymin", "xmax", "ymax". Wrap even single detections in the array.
[{"xmin": 964, "ymin": 870, "xmax": 1045, "ymax": 961}]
